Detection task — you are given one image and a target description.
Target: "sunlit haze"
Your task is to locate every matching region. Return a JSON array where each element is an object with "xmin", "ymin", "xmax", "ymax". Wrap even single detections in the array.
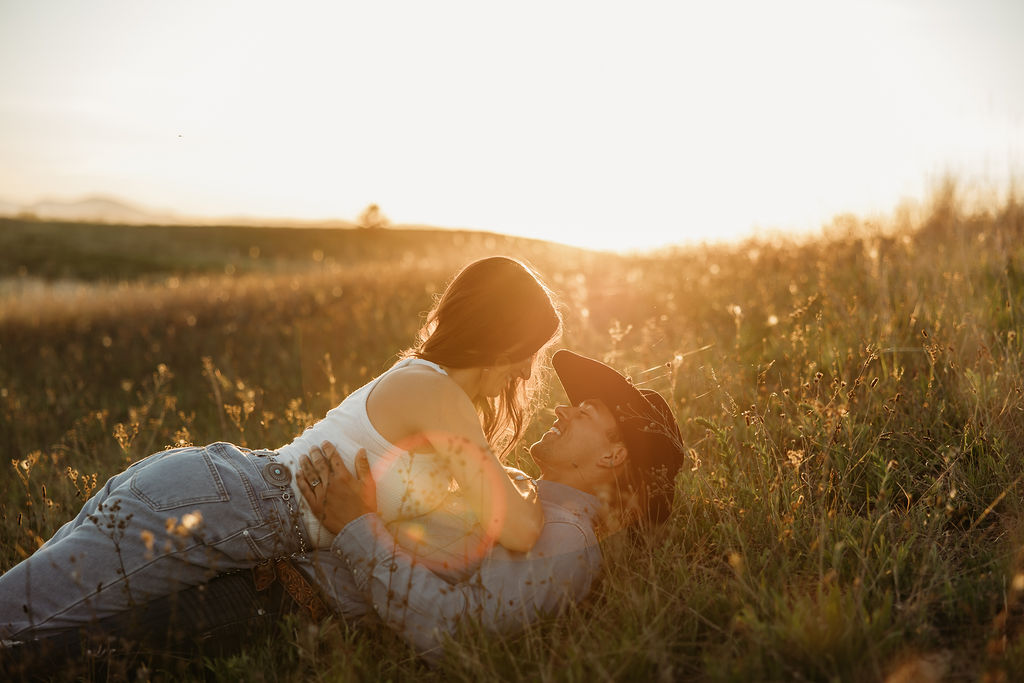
[{"xmin": 1, "ymin": 0, "xmax": 1022, "ymax": 251}]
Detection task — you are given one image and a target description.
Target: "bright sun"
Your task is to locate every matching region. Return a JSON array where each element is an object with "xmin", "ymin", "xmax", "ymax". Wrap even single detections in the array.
[{"xmin": 0, "ymin": 0, "xmax": 1021, "ymax": 250}]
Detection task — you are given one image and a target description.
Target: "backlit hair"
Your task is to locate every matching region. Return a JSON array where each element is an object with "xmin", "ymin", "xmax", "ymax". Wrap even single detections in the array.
[{"xmin": 406, "ymin": 256, "xmax": 562, "ymax": 459}]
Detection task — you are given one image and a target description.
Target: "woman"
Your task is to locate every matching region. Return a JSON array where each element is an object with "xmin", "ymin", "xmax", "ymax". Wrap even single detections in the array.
[{"xmin": 0, "ymin": 256, "xmax": 562, "ymax": 639}]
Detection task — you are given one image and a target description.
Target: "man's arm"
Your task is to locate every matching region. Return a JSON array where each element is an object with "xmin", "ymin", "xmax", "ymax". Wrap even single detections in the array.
[
  {"xmin": 334, "ymin": 510, "xmax": 600, "ymax": 658},
  {"xmin": 297, "ymin": 444, "xmax": 602, "ymax": 659}
]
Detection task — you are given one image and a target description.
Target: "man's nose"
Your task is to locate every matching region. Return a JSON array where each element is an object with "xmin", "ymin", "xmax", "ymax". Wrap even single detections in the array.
[{"xmin": 554, "ymin": 404, "xmax": 571, "ymax": 419}]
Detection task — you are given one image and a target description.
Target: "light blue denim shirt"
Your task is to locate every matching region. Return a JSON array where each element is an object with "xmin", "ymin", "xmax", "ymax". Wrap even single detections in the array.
[{"xmin": 302, "ymin": 480, "xmax": 603, "ymax": 659}]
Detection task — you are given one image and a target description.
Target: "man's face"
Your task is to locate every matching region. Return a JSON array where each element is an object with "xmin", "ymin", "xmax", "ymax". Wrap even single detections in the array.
[{"xmin": 529, "ymin": 399, "xmax": 623, "ymax": 472}]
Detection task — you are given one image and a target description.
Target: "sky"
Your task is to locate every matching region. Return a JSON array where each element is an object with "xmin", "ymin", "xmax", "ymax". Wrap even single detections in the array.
[{"xmin": 1, "ymin": 0, "xmax": 1022, "ymax": 251}]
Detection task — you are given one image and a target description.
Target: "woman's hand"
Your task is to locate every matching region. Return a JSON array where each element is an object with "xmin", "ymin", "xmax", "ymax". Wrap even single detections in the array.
[
  {"xmin": 505, "ymin": 466, "xmax": 538, "ymax": 503},
  {"xmin": 296, "ymin": 442, "xmax": 376, "ymax": 535}
]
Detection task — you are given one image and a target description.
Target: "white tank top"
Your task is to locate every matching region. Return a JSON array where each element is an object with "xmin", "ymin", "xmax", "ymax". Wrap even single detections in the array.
[{"xmin": 276, "ymin": 358, "xmax": 480, "ymax": 559}]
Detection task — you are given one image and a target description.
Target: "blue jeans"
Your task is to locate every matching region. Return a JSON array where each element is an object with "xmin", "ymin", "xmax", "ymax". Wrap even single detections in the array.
[{"xmin": 0, "ymin": 442, "xmax": 308, "ymax": 639}]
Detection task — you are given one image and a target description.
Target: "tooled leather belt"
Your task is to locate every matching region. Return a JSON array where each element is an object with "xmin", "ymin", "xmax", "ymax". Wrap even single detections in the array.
[{"xmin": 252, "ymin": 559, "xmax": 330, "ymax": 621}]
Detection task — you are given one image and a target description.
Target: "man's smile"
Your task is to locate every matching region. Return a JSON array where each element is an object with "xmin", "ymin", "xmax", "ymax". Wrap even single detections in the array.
[{"xmin": 542, "ymin": 423, "xmax": 564, "ymax": 440}]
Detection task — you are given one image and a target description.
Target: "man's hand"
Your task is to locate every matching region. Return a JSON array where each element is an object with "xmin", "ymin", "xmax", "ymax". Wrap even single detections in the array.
[{"xmin": 296, "ymin": 442, "xmax": 376, "ymax": 535}]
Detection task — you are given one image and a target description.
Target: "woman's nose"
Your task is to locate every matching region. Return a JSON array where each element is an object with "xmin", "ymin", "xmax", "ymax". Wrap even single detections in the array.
[
  {"xmin": 554, "ymin": 404, "xmax": 570, "ymax": 419},
  {"xmin": 518, "ymin": 361, "xmax": 532, "ymax": 381}
]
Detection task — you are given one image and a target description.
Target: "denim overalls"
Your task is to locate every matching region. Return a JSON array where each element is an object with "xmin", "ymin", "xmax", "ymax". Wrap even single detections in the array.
[{"xmin": 0, "ymin": 442, "xmax": 308, "ymax": 639}]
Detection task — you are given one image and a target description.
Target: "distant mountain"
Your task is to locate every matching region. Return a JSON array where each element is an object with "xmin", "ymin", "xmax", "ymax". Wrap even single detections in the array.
[
  {"xmin": 0, "ymin": 195, "xmax": 176, "ymax": 225},
  {"xmin": 0, "ymin": 195, "xmax": 357, "ymax": 229},
  {"xmin": 32, "ymin": 196, "xmax": 176, "ymax": 224}
]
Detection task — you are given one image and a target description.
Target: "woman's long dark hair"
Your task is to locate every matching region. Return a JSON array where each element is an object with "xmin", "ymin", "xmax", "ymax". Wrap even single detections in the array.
[{"xmin": 405, "ymin": 256, "xmax": 562, "ymax": 460}]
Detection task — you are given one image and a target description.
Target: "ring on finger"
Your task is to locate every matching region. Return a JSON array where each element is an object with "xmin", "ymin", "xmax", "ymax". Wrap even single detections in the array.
[{"xmin": 310, "ymin": 478, "xmax": 322, "ymax": 488}]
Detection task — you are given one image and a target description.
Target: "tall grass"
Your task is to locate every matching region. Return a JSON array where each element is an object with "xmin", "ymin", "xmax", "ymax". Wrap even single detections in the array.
[{"xmin": 1, "ymin": 183, "xmax": 1023, "ymax": 680}]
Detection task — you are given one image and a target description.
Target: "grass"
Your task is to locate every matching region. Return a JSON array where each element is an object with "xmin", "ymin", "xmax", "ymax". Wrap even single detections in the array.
[{"xmin": 1, "ymin": 182, "xmax": 1023, "ymax": 680}]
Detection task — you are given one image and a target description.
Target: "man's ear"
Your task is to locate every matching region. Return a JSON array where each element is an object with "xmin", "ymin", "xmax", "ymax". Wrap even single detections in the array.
[{"xmin": 597, "ymin": 442, "xmax": 629, "ymax": 469}]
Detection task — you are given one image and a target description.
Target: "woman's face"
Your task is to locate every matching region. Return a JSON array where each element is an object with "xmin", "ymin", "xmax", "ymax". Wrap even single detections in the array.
[{"xmin": 480, "ymin": 354, "xmax": 535, "ymax": 397}]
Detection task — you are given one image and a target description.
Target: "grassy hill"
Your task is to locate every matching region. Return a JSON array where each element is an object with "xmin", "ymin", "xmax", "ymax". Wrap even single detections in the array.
[
  {"xmin": 1, "ymin": 190, "xmax": 1023, "ymax": 680},
  {"xmin": 0, "ymin": 217, "xmax": 587, "ymax": 282}
]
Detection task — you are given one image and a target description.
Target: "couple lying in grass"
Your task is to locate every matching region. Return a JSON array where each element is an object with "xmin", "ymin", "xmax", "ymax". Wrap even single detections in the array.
[{"xmin": 0, "ymin": 256, "xmax": 685, "ymax": 668}]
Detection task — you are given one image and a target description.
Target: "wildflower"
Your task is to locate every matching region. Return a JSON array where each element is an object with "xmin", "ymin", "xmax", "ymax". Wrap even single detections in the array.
[
  {"xmin": 165, "ymin": 511, "xmax": 203, "ymax": 537},
  {"xmin": 181, "ymin": 511, "xmax": 203, "ymax": 531},
  {"xmin": 727, "ymin": 552, "xmax": 743, "ymax": 573},
  {"xmin": 140, "ymin": 529, "xmax": 154, "ymax": 551},
  {"xmin": 787, "ymin": 450, "xmax": 805, "ymax": 471}
]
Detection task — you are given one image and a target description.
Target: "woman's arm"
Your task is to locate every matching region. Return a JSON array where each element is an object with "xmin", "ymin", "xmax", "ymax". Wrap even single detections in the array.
[{"xmin": 415, "ymin": 380, "xmax": 543, "ymax": 553}]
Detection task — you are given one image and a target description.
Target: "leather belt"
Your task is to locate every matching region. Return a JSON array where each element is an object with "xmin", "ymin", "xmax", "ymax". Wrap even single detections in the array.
[{"xmin": 253, "ymin": 559, "xmax": 330, "ymax": 622}]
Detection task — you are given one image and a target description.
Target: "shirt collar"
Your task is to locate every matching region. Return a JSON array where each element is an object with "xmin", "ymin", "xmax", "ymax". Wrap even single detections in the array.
[{"xmin": 536, "ymin": 479, "xmax": 603, "ymax": 520}]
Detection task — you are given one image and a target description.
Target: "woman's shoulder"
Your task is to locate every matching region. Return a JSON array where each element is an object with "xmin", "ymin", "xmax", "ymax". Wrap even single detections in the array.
[
  {"xmin": 372, "ymin": 362, "xmax": 471, "ymax": 416},
  {"xmin": 379, "ymin": 360, "xmax": 455, "ymax": 390}
]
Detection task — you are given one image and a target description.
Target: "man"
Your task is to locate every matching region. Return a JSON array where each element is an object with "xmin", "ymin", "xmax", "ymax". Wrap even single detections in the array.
[
  {"xmin": 7, "ymin": 350, "xmax": 686, "ymax": 666},
  {"xmin": 301, "ymin": 348, "xmax": 687, "ymax": 658}
]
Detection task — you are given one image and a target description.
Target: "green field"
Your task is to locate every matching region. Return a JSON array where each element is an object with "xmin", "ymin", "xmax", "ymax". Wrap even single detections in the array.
[{"xmin": 2, "ymin": 187, "xmax": 1023, "ymax": 680}]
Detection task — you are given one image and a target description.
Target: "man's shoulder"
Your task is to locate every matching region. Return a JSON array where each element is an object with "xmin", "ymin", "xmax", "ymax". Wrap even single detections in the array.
[
  {"xmin": 540, "ymin": 498, "xmax": 595, "ymax": 529},
  {"xmin": 534, "ymin": 481, "xmax": 601, "ymax": 551},
  {"xmin": 537, "ymin": 480, "xmax": 601, "ymax": 520}
]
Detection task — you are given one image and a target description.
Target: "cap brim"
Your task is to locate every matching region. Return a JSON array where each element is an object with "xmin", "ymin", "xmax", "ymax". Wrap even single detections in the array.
[{"xmin": 552, "ymin": 349, "xmax": 648, "ymax": 414}]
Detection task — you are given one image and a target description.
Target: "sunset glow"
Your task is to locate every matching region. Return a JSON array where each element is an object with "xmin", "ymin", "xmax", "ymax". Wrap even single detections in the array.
[{"xmin": 1, "ymin": 0, "xmax": 1021, "ymax": 250}]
